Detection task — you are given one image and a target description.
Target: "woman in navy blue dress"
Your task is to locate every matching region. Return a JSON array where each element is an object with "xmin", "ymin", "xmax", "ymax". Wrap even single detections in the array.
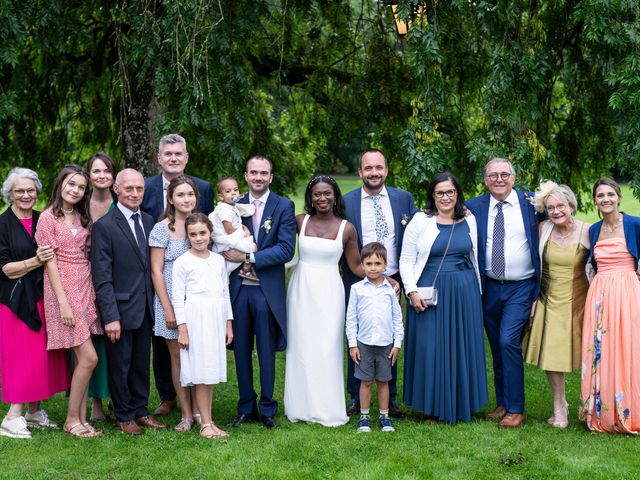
[{"xmin": 399, "ymin": 172, "xmax": 487, "ymax": 424}]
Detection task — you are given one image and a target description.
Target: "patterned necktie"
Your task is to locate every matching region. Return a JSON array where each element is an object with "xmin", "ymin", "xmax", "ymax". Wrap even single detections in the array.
[
  {"xmin": 252, "ymin": 200, "xmax": 262, "ymax": 236},
  {"xmin": 491, "ymin": 202, "xmax": 505, "ymax": 277},
  {"xmin": 373, "ymin": 195, "xmax": 389, "ymax": 242},
  {"xmin": 131, "ymin": 213, "xmax": 147, "ymax": 259}
]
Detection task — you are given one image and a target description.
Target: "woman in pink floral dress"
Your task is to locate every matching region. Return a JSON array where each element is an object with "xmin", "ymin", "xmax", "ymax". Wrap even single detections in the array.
[
  {"xmin": 35, "ymin": 165, "xmax": 102, "ymax": 438},
  {"xmin": 580, "ymin": 178, "xmax": 640, "ymax": 434}
]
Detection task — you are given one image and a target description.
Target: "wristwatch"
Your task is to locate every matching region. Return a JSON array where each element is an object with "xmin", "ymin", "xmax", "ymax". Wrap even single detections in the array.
[{"xmin": 246, "ymin": 253, "xmax": 251, "ymax": 263}]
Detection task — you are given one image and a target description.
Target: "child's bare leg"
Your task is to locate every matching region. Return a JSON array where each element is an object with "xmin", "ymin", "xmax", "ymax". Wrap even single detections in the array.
[
  {"xmin": 359, "ymin": 381, "xmax": 373, "ymax": 410},
  {"xmin": 377, "ymin": 381, "xmax": 389, "ymax": 411},
  {"xmin": 166, "ymin": 340, "xmax": 193, "ymax": 421}
]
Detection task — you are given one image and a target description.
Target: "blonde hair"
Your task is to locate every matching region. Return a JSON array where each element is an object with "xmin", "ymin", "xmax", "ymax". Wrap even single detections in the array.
[{"xmin": 534, "ymin": 180, "xmax": 578, "ymax": 214}]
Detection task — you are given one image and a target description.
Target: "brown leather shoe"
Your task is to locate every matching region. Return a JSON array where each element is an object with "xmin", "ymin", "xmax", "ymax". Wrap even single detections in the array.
[
  {"xmin": 153, "ymin": 400, "xmax": 176, "ymax": 417},
  {"xmin": 117, "ymin": 420, "xmax": 144, "ymax": 435},
  {"xmin": 485, "ymin": 405, "xmax": 507, "ymax": 420},
  {"xmin": 136, "ymin": 415, "xmax": 167, "ymax": 429},
  {"xmin": 499, "ymin": 413, "xmax": 526, "ymax": 428}
]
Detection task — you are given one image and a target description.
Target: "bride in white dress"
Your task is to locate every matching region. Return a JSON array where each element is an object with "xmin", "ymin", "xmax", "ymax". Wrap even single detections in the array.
[{"xmin": 284, "ymin": 175, "xmax": 364, "ymax": 427}]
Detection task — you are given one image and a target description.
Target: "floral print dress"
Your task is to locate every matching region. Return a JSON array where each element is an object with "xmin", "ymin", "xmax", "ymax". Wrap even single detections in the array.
[{"xmin": 580, "ymin": 238, "xmax": 640, "ymax": 433}]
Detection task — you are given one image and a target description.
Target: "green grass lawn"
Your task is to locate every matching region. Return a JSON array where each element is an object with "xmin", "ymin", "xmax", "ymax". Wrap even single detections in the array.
[{"xmin": 2, "ymin": 178, "xmax": 640, "ymax": 479}]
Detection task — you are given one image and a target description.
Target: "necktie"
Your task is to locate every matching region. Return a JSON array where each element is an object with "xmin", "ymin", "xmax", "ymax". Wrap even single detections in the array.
[
  {"xmin": 252, "ymin": 200, "xmax": 262, "ymax": 236},
  {"xmin": 131, "ymin": 213, "xmax": 147, "ymax": 259},
  {"xmin": 491, "ymin": 202, "xmax": 505, "ymax": 277},
  {"xmin": 373, "ymin": 195, "xmax": 389, "ymax": 243}
]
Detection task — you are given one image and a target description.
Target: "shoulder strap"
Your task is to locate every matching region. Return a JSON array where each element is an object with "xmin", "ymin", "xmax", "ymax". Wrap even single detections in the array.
[
  {"xmin": 431, "ymin": 222, "xmax": 456, "ymax": 287},
  {"xmin": 300, "ymin": 214, "xmax": 310, "ymax": 236},
  {"xmin": 337, "ymin": 219, "xmax": 348, "ymax": 241}
]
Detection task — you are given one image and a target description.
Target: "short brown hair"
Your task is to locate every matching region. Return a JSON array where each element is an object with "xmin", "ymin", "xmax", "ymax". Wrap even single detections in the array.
[
  {"xmin": 184, "ymin": 212, "xmax": 212, "ymax": 235},
  {"xmin": 360, "ymin": 242, "xmax": 387, "ymax": 263}
]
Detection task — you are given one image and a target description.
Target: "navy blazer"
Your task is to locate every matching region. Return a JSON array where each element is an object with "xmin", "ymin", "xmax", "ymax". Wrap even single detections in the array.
[
  {"xmin": 588, "ymin": 213, "xmax": 640, "ymax": 272},
  {"xmin": 227, "ymin": 192, "xmax": 296, "ymax": 352},
  {"xmin": 91, "ymin": 207, "xmax": 155, "ymax": 330},
  {"xmin": 342, "ymin": 185, "xmax": 418, "ymax": 292},
  {"xmin": 141, "ymin": 173, "xmax": 214, "ymax": 222},
  {"xmin": 466, "ymin": 190, "xmax": 541, "ymax": 299}
]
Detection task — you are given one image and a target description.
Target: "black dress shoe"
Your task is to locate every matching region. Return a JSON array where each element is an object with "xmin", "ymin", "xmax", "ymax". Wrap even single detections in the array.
[
  {"xmin": 346, "ymin": 399, "xmax": 360, "ymax": 416},
  {"xmin": 389, "ymin": 402, "xmax": 406, "ymax": 419},
  {"xmin": 261, "ymin": 416, "xmax": 277, "ymax": 429},
  {"xmin": 227, "ymin": 413, "xmax": 259, "ymax": 427}
]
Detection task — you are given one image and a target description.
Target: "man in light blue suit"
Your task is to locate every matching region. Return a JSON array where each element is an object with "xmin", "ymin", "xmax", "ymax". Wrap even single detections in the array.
[
  {"xmin": 140, "ymin": 133, "xmax": 214, "ymax": 417},
  {"xmin": 223, "ymin": 155, "xmax": 296, "ymax": 429},
  {"xmin": 342, "ymin": 149, "xmax": 418, "ymax": 418},
  {"xmin": 466, "ymin": 157, "xmax": 541, "ymax": 428}
]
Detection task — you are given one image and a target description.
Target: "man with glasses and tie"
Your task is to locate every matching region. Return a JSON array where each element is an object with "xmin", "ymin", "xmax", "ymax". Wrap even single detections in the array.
[
  {"xmin": 342, "ymin": 149, "xmax": 418, "ymax": 418},
  {"xmin": 140, "ymin": 133, "xmax": 214, "ymax": 417},
  {"xmin": 466, "ymin": 158, "xmax": 541, "ymax": 428},
  {"xmin": 92, "ymin": 169, "xmax": 166, "ymax": 434}
]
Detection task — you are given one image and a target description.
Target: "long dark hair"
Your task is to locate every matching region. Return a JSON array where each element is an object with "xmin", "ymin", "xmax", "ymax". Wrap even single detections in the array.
[
  {"xmin": 425, "ymin": 172, "xmax": 466, "ymax": 221},
  {"xmin": 162, "ymin": 175, "xmax": 200, "ymax": 232},
  {"xmin": 47, "ymin": 164, "xmax": 91, "ymax": 228},
  {"xmin": 304, "ymin": 174, "xmax": 346, "ymax": 219}
]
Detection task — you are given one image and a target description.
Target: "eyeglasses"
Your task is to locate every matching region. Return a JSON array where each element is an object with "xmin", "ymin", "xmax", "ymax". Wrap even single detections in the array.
[
  {"xmin": 546, "ymin": 203, "xmax": 567, "ymax": 213},
  {"xmin": 485, "ymin": 172, "xmax": 513, "ymax": 181},
  {"xmin": 434, "ymin": 189, "xmax": 457, "ymax": 199},
  {"xmin": 13, "ymin": 188, "xmax": 37, "ymax": 197}
]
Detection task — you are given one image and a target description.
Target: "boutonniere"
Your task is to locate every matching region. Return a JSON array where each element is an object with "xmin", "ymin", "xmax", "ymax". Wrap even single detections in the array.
[
  {"xmin": 401, "ymin": 214, "xmax": 411, "ymax": 228},
  {"xmin": 262, "ymin": 217, "xmax": 273, "ymax": 234},
  {"xmin": 524, "ymin": 193, "xmax": 536, "ymax": 206}
]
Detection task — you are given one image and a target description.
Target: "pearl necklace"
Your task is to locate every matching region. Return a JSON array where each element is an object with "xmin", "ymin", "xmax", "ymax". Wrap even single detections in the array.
[{"xmin": 61, "ymin": 207, "xmax": 74, "ymax": 214}]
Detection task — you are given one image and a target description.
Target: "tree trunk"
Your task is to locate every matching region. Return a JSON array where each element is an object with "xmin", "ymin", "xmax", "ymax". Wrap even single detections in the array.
[{"xmin": 121, "ymin": 77, "xmax": 157, "ymax": 177}]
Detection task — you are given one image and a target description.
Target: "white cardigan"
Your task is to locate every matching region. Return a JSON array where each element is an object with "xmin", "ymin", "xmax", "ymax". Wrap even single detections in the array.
[{"xmin": 399, "ymin": 212, "xmax": 482, "ymax": 294}]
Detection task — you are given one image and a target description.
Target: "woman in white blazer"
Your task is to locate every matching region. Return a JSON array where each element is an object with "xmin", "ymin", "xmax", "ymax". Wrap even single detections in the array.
[{"xmin": 399, "ymin": 172, "xmax": 487, "ymax": 424}]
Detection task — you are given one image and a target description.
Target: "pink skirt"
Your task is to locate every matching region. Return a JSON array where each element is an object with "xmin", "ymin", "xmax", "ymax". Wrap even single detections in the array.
[{"xmin": 0, "ymin": 302, "xmax": 69, "ymax": 403}]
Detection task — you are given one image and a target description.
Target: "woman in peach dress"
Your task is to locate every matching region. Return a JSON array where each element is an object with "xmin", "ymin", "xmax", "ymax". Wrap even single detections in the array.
[{"xmin": 580, "ymin": 178, "xmax": 640, "ymax": 434}]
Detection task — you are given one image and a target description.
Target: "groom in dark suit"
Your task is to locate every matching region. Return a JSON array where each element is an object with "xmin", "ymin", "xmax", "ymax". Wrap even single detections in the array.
[
  {"xmin": 223, "ymin": 155, "xmax": 296, "ymax": 429},
  {"xmin": 140, "ymin": 133, "xmax": 214, "ymax": 417},
  {"xmin": 92, "ymin": 168, "xmax": 166, "ymax": 435},
  {"xmin": 342, "ymin": 149, "xmax": 418, "ymax": 418},
  {"xmin": 466, "ymin": 157, "xmax": 541, "ymax": 428}
]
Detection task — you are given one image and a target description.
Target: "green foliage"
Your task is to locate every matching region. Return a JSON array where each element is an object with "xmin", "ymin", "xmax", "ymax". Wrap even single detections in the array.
[{"xmin": 1, "ymin": 1, "xmax": 639, "ymax": 204}]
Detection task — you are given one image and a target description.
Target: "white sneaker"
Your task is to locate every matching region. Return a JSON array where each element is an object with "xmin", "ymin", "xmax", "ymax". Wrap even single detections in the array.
[
  {"xmin": 0, "ymin": 416, "xmax": 32, "ymax": 439},
  {"xmin": 25, "ymin": 410, "xmax": 59, "ymax": 429}
]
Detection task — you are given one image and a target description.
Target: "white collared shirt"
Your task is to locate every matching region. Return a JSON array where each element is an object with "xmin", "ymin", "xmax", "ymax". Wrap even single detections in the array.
[
  {"xmin": 117, "ymin": 202, "xmax": 146, "ymax": 243},
  {"xmin": 345, "ymin": 277, "xmax": 404, "ymax": 348},
  {"xmin": 360, "ymin": 186, "xmax": 398, "ymax": 275},
  {"xmin": 485, "ymin": 189, "xmax": 534, "ymax": 281}
]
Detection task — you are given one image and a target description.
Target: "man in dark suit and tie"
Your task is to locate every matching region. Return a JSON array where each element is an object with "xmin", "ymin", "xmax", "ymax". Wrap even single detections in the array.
[
  {"xmin": 140, "ymin": 133, "xmax": 214, "ymax": 417},
  {"xmin": 342, "ymin": 149, "xmax": 418, "ymax": 418},
  {"xmin": 91, "ymin": 168, "xmax": 166, "ymax": 435},
  {"xmin": 466, "ymin": 157, "xmax": 541, "ymax": 428},
  {"xmin": 222, "ymin": 155, "xmax": 296, "ymax": 429}
]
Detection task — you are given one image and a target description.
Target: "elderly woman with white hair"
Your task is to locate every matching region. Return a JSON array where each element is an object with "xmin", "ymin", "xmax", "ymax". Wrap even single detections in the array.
[
  {"xmin": 523, "ymin": 181, "xmax": 590, "ymax": 428},
  {"xmin": 0, "ymin": 167, "xmax": 69, "ymax": 439}
]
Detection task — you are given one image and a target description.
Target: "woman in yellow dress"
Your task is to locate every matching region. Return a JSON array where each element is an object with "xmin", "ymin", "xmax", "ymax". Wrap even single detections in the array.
[{"xmin": 523, "ymin": 181, "xmax": 589, "ymax": 428}]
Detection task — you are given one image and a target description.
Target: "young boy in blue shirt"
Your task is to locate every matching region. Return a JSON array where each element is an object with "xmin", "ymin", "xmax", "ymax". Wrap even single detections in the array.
[{"xmin": 346, "ymin": 242, "xmax": 404, "ymax": 432}]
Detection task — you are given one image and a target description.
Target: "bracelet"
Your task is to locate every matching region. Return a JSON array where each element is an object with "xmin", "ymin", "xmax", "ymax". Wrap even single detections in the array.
[{"xmin": 23, "ymin": 260, "xmax": 28, "ymax": 269}]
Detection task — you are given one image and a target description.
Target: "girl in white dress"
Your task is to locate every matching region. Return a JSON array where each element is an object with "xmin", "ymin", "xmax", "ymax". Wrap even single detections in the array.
[{"xmin": 172, "ymin": 213, "xmax": 233, "ymax": 439}]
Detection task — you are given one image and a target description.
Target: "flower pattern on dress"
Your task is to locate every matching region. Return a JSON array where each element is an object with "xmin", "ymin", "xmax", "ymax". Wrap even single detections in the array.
[{"xmin": 580, "ymin": 292, "xmax": 607, "ymax": 423}]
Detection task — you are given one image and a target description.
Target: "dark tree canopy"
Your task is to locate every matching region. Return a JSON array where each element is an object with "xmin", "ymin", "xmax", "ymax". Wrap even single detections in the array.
[{"xmin": 1, "ymin": 1, "xmax": 639, "ymax": 207}]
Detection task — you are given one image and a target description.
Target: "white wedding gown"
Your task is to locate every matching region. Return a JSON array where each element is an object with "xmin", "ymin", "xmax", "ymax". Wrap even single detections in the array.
[{"xmin": 284, "ymin": 215, "xmax": 349, "ymax": 427}]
